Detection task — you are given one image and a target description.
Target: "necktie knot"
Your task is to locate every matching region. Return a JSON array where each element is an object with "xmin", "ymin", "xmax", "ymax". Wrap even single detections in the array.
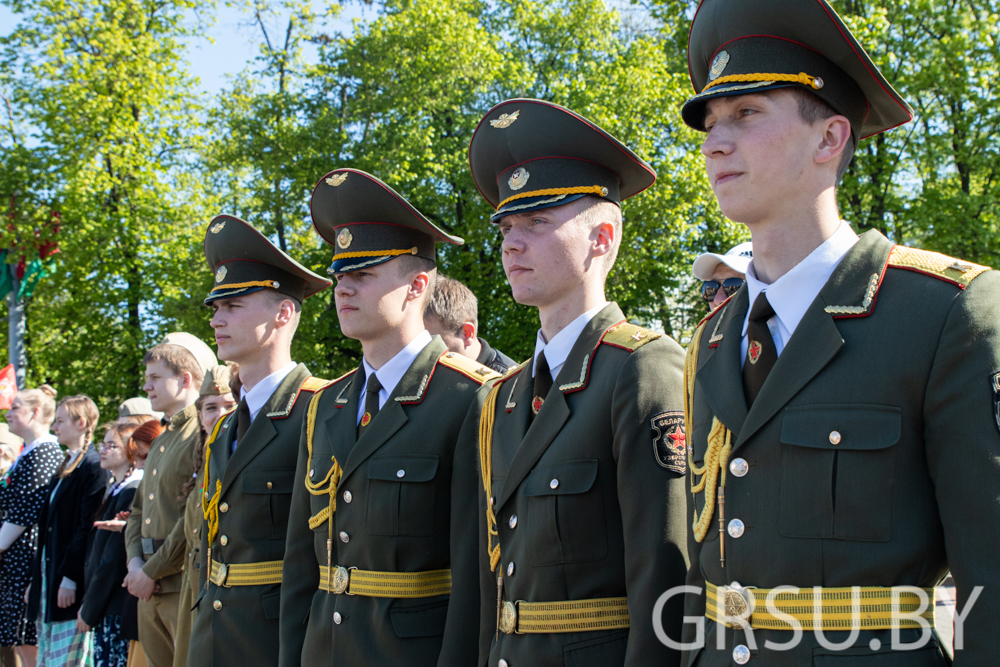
[
  {"xmin": 749, "ymin": 292, "xmax": 776, "ymax": 322},
  {"xmin": 366, "ymin": 373, "xmax": 383, "ymax": 396}
]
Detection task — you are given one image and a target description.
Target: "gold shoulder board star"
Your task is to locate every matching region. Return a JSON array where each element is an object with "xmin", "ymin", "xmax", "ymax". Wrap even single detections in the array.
[
  {"xmin": 490, "ymin": 110, "xmax": 520, "ymax": 129},
  {"xmin": 326, "ymin": 173, "xmax": 349, "ymax": 187}
]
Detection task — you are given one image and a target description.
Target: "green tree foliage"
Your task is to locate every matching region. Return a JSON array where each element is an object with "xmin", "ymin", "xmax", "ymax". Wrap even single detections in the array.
[
  {"xmin": 0, "ymin": 0, "xmax": 216, "ymax": 415},
  {"xmin": 1, "ymin": 0, "xmax": 997, "ymax": 402}
]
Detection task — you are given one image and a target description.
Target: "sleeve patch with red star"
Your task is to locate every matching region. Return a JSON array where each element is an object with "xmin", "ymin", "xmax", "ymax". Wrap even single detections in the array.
[{"xmin": 651, "ymin": 411, "xmax": 686, "ymax": 474}]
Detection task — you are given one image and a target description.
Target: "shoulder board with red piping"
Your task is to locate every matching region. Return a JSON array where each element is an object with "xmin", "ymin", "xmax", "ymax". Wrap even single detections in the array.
[
  {"xmin": 300, "ymin": 376, "xmax": 329, "ymax": 392},
  {"xmin": 316, "ymin": 369, "xmax": 357, "ymax": 392},
  {"xmin": 437, "ymin": 352, "xmax": 502, "ymax": 384},
  {"xmin": 601, "ymin": 321, "xmax": 662, "ymax": 352},
  {"xmin": 887, "ymin": 246, "xmax": 991, "ymax": 289},
  {"xmin": 495, "ymin": 361, "xmax": 527, "ymax": 385}
]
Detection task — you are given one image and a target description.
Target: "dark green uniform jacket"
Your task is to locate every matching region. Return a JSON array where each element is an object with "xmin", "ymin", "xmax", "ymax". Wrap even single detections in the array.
[
  {"xmin": 188, "ymin": 363, "xmax": 321, "ymax": 667},
  {"xmin": 477, "ymin": 303, "xmax": 689, "ymax": 667},
  {"xmin": 682, "ymin": 231, "xmax": 1000, "ymax": 666},
  {"xmin": 279, "ymin": 337, "xmax": 494, "ymax": 667}
]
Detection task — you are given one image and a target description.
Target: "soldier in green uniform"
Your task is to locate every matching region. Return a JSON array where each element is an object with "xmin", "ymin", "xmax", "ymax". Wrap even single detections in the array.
[
  {"xmin": 467, "ymin": 100, "xmax": 690, "ymax": 667},
  {"xmin": 187, "ymin": 215, "xmax": 332, "ymax": 667},
  {"xmin": 125, "ymin": 333, "xmax": 218, "ymax": 667},
  {"xmin": 173, "ymin": 364, "xmax": 236, "ymax": 667},
  {"xmin": 279, "ymin": 169, "xmax": 496, "ymax": 667},
  {"xmin": 679, "ymin": 1, "xmax": 1000, "ymax": 664}
]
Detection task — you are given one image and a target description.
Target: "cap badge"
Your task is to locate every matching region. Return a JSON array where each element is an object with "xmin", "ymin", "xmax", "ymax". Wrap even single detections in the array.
[
  {"xmin": 210, "ymin": 220, "xmax": 226, "ymax": 234},
  {"xmin": 490, "ymin": 110, "xmax": 520, "ymax": 129},
  {"xmin": 709, "ymin": 50, "xmax": 730, "ymax": 82},
  {"xmin": 337, "ymin": 228, "xmax": 353, "ymax": 249},
  {"xmin": 215, "ymin": 266, "xmax": 228, "ymax": 283},
  {"xmin": 326, "ymin": 172, "xmax": 349, "ymax": 187},
  {"xmin": 508, "ymin": 167, "xmax": 530, "ymax": 191}
]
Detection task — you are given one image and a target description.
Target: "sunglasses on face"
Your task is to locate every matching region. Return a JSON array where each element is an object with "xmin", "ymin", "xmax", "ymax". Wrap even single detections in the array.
[{"xmin": 702, "ymin": 277, "xmax": 745, "ymax": 302}]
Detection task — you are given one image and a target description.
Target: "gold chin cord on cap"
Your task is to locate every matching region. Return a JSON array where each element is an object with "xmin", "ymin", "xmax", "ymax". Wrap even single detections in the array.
[
  {"xmin": 303, "ymin": 389, "xmax": 343, "ymax": 594},
  {"xmin": 701, "ymin": 71, "xmax": 825, "ymax": 93},
  {"xmin": 684, "ymin": 318, "xmax": 733, "ymax": 567}
]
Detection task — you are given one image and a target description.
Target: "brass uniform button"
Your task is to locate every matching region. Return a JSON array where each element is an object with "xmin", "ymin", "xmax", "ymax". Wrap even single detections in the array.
[
  {"xmin": 728, "ymin": 519, "xmax": 745, "ymax": 538},
  {"xmin": 152, "ymin": 469, "xmax": 157, "ymax": 475},
  {"xmin": 507, "ymin": 561, "xmax": 515, "ymax": 577},
  {"xmin": 160, "ymin": 445, "xmax": 165, "ymax": 452},
  {"xmin": 267, "ymin": 481, "xmax": 272, "ymax": 489},
  {"xmin": 729, "ymin": 458, "xmax": 749, "ymax": 477},
  {"xmin": 343, "ymin": 490, "xmax": 352, "ymax": 503},
  {"xmin": 333, "ymin": 612, "xmax": 342, "ymax": 624},
  {"xmin": 220, "ymin": 502, "xmax": 229, "ymax": 513},
  {"xmin": 220, "ymin": 535, "xmax": 229, "ymax": 546},
  {"xmin": 733, "ymin": 645, "xmax": 750, "ymax": 664},
  {"xmin": 339, "ymin": 531, "xmax": 350, "ymax": 543},
  {"xmin": 829, "ymin": 431, "xmax": 842, "ymax": 445},
  {"xmin": 213, "ymin": 600, "xmax": 222, "ymax": 611},
  {"xmin": 148, "ymin": 493, "xmax": 154, "ymax": 500},
  {"xmin": 509, "ymin": 515, "xmax": 517, "ymax": 529},
  {"xmin": 145, "ymin": 518, "xmax": 151, "ymax": 525},
  {"xmin": 549, "ymin": 479, "xmax": 559, "ymax": 490}
]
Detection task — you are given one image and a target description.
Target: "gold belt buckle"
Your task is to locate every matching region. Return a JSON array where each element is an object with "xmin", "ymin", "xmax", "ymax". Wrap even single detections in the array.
[
  {"xmin": 332, "ymin": 566, "xmax": 350, "ymax": 594},
  {"xmin": 723, "ymin": 583, "xmax": 753, "ymax": 629},
  {"xmin": 499, "ymin": 600, "xmax": 519, "ymax": 635},
  {"xmin": 217, "ymin": 563, "xmax": 230, "ymax": 588}
]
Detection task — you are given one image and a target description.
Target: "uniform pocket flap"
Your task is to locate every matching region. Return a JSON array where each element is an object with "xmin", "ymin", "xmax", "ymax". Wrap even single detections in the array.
[
  {"xmin": 523, "ymin": 459, "xmax": 599, "ymax": 497},
  {"xmin": 780, "ymin": 404, "xmax": 901, "ymax": 451},
  {"xmin": 242, "ymin": 468, "xmax": 296, "ymax": 494},
  {"xmin": 369, "ymin": 456, "xmax": 439, "ymax": 482}
]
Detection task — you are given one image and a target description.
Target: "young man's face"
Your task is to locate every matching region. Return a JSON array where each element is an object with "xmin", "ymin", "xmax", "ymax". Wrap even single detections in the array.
[
  {"xmin": 333, "ymin": 258, "xmax": 417, "ymax": 342},
  {"xmin": 143, "ymin": 360, "xmax": 189, "ymax": 413},
  {"xmin": 498, "ymin": 200, "xmax": 596, "ymax": 309},
  {"xmin": 209, "ymin": 290, "xmax": 286, "ymax": 362},
  {"xmin": 701, "ymin": 90, "xmax": 822, "ymax": 225}
]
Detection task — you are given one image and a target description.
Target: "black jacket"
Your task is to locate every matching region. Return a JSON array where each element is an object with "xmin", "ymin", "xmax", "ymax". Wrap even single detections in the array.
[
  {"xmin": 476, "ymin": 337, "xmax": 517, "ymax": 374},
  {"xmin": 28, "ymin": 446, "xmax": 109, "ymax": 623},
  {"xmin": 80, "ymin": 475, "xmax": 141, "ymax": 627}
]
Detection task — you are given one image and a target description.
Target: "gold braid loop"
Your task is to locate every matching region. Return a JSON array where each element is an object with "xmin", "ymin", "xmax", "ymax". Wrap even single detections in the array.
[
  {"xmin": 332, "ymin": 247, "xmax": 418, "ymax": 261},
  {"xmin": 684, "ymin": 319, "xmax": 734, "ymax": 543},
  {"xmin": 209, "ymin": 280, "xmax": 279, "ymax": 294},
  {"xmin": 703, "ymin": 71, "xmax": 823, "ymax": 93},
  {"xmin": 202, "ymin": 408, "xmax": 235, "ymax": 547},
  {"xmin": 304, "ymin": 389, "xmax": 341, "ymax": 529},
  {"xmin": 478, "ymin": 381, "xmax": 504, "ymax": 572}
]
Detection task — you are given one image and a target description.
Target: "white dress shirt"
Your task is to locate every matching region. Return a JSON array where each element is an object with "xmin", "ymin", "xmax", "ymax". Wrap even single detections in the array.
[
  {"xmin": 235, "ymin": 362, "xmax": 297, "ymax": 451},
  {"xmin": 532, "ymin": 302, "xmax": 610, "ymax": 381},
  {"xmin": 358, "ymin": 330, "xmax": 433, "ymax": 424},
  {"xmin": 741, "ymin": 221, "xmax": 859, "ymax": 367}
]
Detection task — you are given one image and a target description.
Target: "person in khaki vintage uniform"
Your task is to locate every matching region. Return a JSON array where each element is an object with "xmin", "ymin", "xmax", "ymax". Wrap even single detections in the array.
[
  {"xmin": 279, "ymin": 169, "xmax": 495, "ymax": 667},
  {"xmin": 679, "ymin": 0, "xmax": 1000, "ymax": 665},
  {"xmin": 172, "ymin": 364, "xmax": 236, "ymax": 667},
  {"xmin": 186, "ymin": 215, "xmax": 332, "ymax": 667},
  {"xmin": 466, "ymin": 99, "xmax": 689, "ymax": 667},
  {"xmin": 124, "ymin": 333, "xmax": 217, "ymax": 667}
]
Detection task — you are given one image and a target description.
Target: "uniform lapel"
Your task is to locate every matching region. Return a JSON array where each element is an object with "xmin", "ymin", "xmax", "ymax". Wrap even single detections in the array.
[
  {"xmin": 214, "ymin": 413, "xmax": 235, "ymax": 472},
  {"xmin": 220, "ymin": 364, "xmax": 310, "ymax": 496},
  {"xmin": 322, "ymin": 366, "xmax": 363, "ymax": 470},
  {"xmin": 340, "ymin": 338, "xmax": 446, "ymax": 480},
  {"xmin": 497, "ymin": 304, "xmax": 621, "ymax": 509},
  {"xmin": 494, "ymin": 364, "xmax": 533, "ymax": 473},
  {"xmin": 696, "ymin": 290, "xmax": 750, "ymax": 439},
  {"xmin": 732, "ymin": 231, "xmax": 893, "ymax": 450}
]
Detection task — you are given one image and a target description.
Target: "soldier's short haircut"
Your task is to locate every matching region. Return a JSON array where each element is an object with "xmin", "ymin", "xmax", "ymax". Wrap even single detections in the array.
[
  {"xmin": 424, "ymin": 276, "xmax": 478, "ymax": 335},
  {"xmin": 262, "ymin": 287, "xmax": 302, "ymax": 313},
  {"xmin": 789, "ymin": 88, "xmax": 857, "ymax": 183},
  {"xmin": 393, "ymin": 254, "xmax": 437, "ymax": 315},
  {"xmin": 143, "ymin": 343, "xmax": 206, "ymax": 386},
  {"xmin": 573, "ymin": 195, "xmax": 623, "ymax": 277}
]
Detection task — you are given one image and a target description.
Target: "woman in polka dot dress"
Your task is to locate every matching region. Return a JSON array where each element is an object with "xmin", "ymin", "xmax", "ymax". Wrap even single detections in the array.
[{"xmin": 0, "ymin": 385, "xmax": 63, "ymax": 667}]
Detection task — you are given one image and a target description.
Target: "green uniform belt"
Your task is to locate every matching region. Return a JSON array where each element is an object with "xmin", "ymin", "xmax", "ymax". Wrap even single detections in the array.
[
  {"xmin": 209, "ymin": 559, "xmax": 283, "ymax": 587},
  {"xmin": 499, "ymin": 597, "xmax": 630, "ymax": 634},
  {"xmin": 706, "ymin": 581, "xmax": 936, "ymax": 631},
  {"xmin": 318, "ymin": 565, "xmax": 452, "ymax": 598}
]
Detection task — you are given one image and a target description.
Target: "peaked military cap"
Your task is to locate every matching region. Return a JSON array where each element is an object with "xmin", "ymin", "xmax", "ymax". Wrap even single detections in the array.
[
  {"xmin": 469, "ymin": 99, "xmax": 656, "ymax": 222},
  {"xmin": 682, "ymin": 0, "xmax": 913, "ymax": 139},
  {"xmin": 203, "ymin": 215, "xmax": 332, "ymax": 305},
  {"xmin": 311, "ymin": 168, "xmax": 463, "ymax": 274}
]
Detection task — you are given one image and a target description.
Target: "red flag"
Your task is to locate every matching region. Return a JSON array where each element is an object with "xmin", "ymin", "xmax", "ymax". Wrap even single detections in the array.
[{"xmin": 0, "ymin": 365, "xmax": 17, "ymax": 409}]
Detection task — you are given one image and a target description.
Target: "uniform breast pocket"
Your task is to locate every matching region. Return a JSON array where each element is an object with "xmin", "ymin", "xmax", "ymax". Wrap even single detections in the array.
[
  {"xmin": 779, "ymin": 404, "xmax": 901, "ymax": 542},
  {"xmin": 524, "ymin": 459, "xmax": 607, "ymax": 566},
  {"xmin": 367, "ymin": 456, "xmax": 439, "ymax": 537},
  {"xmin": 242, "ymin": 469, "xmax": 296, "ymax": 540}
]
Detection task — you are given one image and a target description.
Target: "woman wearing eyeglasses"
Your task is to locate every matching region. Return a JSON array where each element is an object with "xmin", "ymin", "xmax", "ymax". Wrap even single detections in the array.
[{"xmin": 692, "ymin": 241, "xmax": 753, "ymax": 311}]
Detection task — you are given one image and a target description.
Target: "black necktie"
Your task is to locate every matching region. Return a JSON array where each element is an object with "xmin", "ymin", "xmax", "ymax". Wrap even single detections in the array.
[
  {"xmin": 742, "ymin": 292, "xmax": 778, "ymax": 408},
  {"xmin": 236, "ymin": 398, "xmax": 251, "ymax": 446},
  {"xmin": 531, "ymin": 350, "xmax": 552, "ymax": 419},
  {"xmin": 358, "ymin": 373, "xmax": 383, "ymax": 438}
]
